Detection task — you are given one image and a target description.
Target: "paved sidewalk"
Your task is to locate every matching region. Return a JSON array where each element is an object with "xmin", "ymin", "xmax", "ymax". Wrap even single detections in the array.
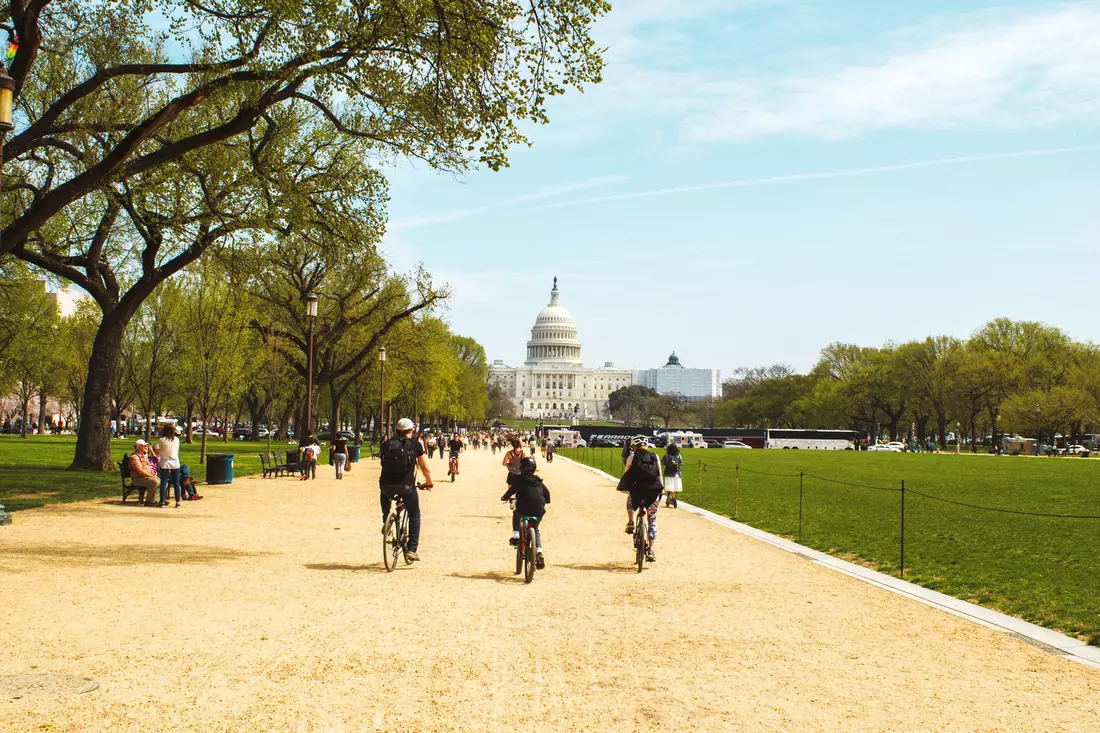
[{"xmin": 1, "ymin": 449, "xmax": 1098, "ymax": 732}]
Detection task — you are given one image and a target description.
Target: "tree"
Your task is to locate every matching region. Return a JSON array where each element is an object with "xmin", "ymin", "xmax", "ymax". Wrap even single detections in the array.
[
  {"xmin": 4, "ymin": 0, "xmax": 610, "ymax": 469},
  {"xmin": 0, "ymin": 275, "xmax": 58, "ymax": 436},
  {"xmin": 649, "ymin": 393, "xmax": 686, "ymax": 428},
  {"xmin": 898, "ymin": 337, "xmax": 962, "ymax": 446},
  {"xmin": 608, "ymin": 385, "xmax": 658, "ymax": 426},
  {"xmin": 722, "ymin": 364, "xmax": 794, "ymax": 399},
  {"xmin": 177, "ymin": 263, "xmax": 252, "ymax": 463},
  {"xmin": 121, "ymin": 281, "xmax": 183, "ymax": 441}
]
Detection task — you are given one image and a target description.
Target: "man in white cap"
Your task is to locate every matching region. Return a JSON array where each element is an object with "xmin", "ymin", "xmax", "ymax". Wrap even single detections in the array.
[
  {"xmin": 129, "ymin": 440, "xmax": 161, "ymax": 504},
  {"xmin": 379, "ymin": 418, "xmax": 433, "ymax": 562}
]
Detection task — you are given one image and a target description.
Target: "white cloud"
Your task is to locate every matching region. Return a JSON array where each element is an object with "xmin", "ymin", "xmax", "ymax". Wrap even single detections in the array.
[
  {"xmin": 508, "ymin": 174, "xmax": 629, "ymax": 203},
  {"xmin": 387, "ymin": 208, "xmax": 487, "ymax": 231},
  {"xmin": 689, "ymin": 4, "xmax": 1100, "ymax": 140},
  {"xmin": 561, "ymin": 3, "xmax": 1100, "ymax": 143}
]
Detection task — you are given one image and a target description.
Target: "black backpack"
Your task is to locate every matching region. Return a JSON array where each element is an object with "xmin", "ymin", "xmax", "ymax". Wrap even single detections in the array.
[
  {"xmin": 631, "ymin": 451, "xmax": 661, "ymax": 483},
  {"xmin": 380, "ymin": 437, "xmax": 417, "ymax": 482},
  {"xmin": 662, "ymin": 452, "xmax": 679, "ymax": 474}
]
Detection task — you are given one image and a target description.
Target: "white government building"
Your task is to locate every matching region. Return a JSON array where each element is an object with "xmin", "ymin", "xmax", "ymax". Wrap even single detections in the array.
[
  {"xmin": 633, "ymin": 352, "xmax": 721, "ymax": 402},
  {"xmin": 488, "ymin": 279, "xmax": 634, "ymax": 420}
]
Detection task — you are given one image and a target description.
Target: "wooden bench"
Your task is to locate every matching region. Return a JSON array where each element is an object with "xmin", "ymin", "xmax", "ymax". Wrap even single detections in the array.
[
  {"xmin": 119, "ymin": 453, "xmax": 148, "ymax": 504},
  {"xmin": 273, "ymin": 450, "xmax": 294, "ymax": 475}
]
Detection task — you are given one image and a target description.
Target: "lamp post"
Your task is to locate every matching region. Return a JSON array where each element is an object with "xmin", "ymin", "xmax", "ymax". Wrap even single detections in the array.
[
  {"xmin": 378, "ymin": 346, "xmax": 387, "ymax": 441},
  {"xmin": 0, "ymin": 58, "xmax": 14, "ymax": 210},
  {"xmin": 304, "ymin": 294, "xmax": 319, "ymax": 436}
]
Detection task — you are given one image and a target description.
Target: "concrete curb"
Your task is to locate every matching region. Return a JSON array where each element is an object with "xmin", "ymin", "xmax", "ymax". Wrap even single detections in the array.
[{"xmin": 559, "ymin": 455, "xmax": 1100, "ymax": 672}]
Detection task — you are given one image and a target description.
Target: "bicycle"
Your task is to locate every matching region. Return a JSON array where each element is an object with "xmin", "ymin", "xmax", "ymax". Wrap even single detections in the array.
[
  {"xmin": 382, "ymin": 483, "xmax": 429, "ymax": 572},
  {"xmin": 509, "ymin": 509, "xmax": 539, "ymax": 584}
]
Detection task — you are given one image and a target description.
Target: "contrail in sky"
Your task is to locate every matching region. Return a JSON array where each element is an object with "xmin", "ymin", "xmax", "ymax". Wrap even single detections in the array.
[{"xmin": 550, "ymin": 145, "xmax": 1100, "ymax": 207}]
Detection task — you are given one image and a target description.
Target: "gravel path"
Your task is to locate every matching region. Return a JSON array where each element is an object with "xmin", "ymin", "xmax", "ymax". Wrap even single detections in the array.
[{"xmin": 2, "ymin": 448, "xmax": 1099, "ymax": 732}]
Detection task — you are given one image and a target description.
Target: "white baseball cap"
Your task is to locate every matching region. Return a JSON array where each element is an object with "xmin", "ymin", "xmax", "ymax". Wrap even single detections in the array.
[
  {"xmin": 134, "ymin": 439, "xmax": 148, "ymax": 447},
  {"xmin": 396, "ymin": 418, "xmax": 415, "ymax": 432}
]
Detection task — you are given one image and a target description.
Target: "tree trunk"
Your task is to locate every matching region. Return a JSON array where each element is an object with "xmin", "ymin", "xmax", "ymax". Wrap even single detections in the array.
[
  {"xmin": 70, "ymin": 313, "xmax": 129, "ymax": 471},
  {"xmin": 328, "ymin": 382, "xmax": 343, "ymax": 442},
  {"xmin": 936, "ymin": 415, "xmax": 947, "ymax": 448},
  {"xmin": 185, "ymin": 399, "xmax": 195, "ymax": 444},
  {"xmin": 20, "ymin": 395, "xmax": 30, "ymax": 438},
  {"xmin": 37, "ymin": 391, "xmax": 47, "ymax": 434},
  {"xmin": 276, "ymin": 401, "xmax": 293, "ymax": 441}
]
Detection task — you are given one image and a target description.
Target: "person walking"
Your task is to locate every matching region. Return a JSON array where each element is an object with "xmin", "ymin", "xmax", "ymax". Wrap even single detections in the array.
[
  {"xmin": 379, "ymin": 418, "xmax": 434, "ymax": 562},
  {"xmin": 157, "ymin": 423, "xmax": 182, "ymax": 508},
  {"xmin": 662, "ymin": 443, "xmax": 684, "ymax": 508},
  {"xmin": 332, "ymin": 433, "xmax": 349, "ymax": 480}
]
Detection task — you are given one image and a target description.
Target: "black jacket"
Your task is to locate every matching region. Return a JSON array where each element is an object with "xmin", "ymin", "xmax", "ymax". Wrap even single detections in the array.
[{"xmin": 501, "ymin": 474, "xmax": 551, "ymax": 517}]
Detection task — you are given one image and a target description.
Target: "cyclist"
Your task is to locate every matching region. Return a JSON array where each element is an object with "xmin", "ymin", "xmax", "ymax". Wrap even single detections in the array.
[
  {"xmin": 379, "ymin": 418, "xmax": 434, "ymax": 562},
  {"xmin": 620, "ymin": 437, "xmax": 663, "ymax": 563},
  {"xmin": 447, "ymin": 433, "xmax": 463, "ymax": 477},
  {"xmin": 501, "ymin": 457, "xmax": 550, "ymax": 569}
]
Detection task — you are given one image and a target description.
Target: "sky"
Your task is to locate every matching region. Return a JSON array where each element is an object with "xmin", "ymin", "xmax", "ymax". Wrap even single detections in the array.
[{"xmin": 383, "ymin": 0, "xmax": 1100, "ymax": 376}]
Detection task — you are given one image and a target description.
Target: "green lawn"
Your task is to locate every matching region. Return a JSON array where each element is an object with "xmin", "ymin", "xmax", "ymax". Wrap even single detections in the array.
[
  {"xmin": 561, "ymin": 446, "xmax": 1100, "ymax": 646},
  {"xmin": 0, "ymin": 435, "xmax": 291, "ymax": 511}
]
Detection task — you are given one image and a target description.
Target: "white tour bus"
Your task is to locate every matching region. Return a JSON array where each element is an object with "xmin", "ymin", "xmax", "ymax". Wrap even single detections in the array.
[{"xmin": 766, "ymin": 429, "xmax": 857, "ymax": 450}]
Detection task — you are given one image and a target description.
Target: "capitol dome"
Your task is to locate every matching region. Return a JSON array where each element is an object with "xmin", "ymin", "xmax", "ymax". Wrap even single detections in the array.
[{"xmin": 525, "ymin": 278, "xmax": 582, "ymax": 366}]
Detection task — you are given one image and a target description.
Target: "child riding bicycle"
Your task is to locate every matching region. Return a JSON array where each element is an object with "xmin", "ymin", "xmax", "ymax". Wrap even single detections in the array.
[
  {"xmin": 618, "ymin": 437, "xmax": 663, "ymax": 563},
  {"xmin": 501, "ymin": 457, "xmax": 550, "ymax": 569}
]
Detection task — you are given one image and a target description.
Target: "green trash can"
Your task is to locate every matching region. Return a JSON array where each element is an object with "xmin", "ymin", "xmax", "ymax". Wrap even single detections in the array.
[
  {"xmin": 348, "ymin": 444, "xmax": 361, "ymax": 463},
  {"xmin": 207, "ymin": 454, "xmax": 235, "ymax": 485}
]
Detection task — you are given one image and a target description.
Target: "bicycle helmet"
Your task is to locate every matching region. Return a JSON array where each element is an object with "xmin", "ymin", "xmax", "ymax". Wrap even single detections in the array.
[
  {"xmin": 519, "ymin": 457, "xmax": 537, "ymax": 474},
  {"xmin": 630, "ymin": 437, "xmax": 646, "ymax": 450}
]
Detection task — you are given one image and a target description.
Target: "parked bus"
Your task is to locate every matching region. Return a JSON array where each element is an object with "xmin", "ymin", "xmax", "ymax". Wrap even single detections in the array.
[{"xmin": 766, "ymin": 429, "xmax": 857, "ymax": 450}]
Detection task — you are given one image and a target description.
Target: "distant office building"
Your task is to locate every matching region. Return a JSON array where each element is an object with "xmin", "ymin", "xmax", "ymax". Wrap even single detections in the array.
[{"xmin": 633, "ymin": 352, "xmax": 720, "ymax": 401}]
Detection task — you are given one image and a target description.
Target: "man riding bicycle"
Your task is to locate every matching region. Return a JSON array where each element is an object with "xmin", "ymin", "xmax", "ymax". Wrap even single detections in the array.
[
  {"xmin": 619, "ymin": 437, "xmax": 663, "ymax": 563},
  {"xmin": 447, "ymin": 434, "xmax": 463, "ymax": 477},
  {"xmin": 379, "ymin": 418, "xmax": 433, "ymax": 562}
]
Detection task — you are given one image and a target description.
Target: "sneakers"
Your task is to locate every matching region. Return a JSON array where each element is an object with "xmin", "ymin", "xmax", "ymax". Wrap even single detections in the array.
[
  {"xmin": 536, "ymin": 552, "xmax": 546, "ymax": 570},
  {"xmin": 646, "ymin": 550, "xmax": 656, "ymax": 563},
  {"xmin": 509, "ymin": 537, "xmax": 520, "ymax": 547},
  {"xmin": 405, "ymin": 551, "xmax": 420, "ymax": 562},
  {"xmin": 625, "ymin": 520, "xmax": 634, "ymax": 535}
]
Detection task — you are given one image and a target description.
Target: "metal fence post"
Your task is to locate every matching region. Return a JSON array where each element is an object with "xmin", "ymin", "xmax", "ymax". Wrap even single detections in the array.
[
  {"xmin": 734, "ymin": 464, "xmax": 740, "ymax": 520},
  {"xmin": 900, "ymin": 479, "xmax": 906, "ymax": 579},
  {"xmin": 799, "ymin": 472, "xmax": 804, "ymax": 542}
]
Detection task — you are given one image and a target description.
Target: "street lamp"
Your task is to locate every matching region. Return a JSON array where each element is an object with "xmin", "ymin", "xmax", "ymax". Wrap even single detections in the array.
[
  {"xmin": 304, "ymin": 294, "xmax": 319, "ymax": 436},
  {"xmin": 378, "ymin": 346, "xmax": 387, "ymax": 441}
]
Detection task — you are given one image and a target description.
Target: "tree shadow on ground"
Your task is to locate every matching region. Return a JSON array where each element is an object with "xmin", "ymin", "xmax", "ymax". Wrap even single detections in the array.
[
  {"xmin": 304, "ymin": 562, "xmax": 389, "ymax": 573},
  {"xmin": 457, "ymin": 514, "xmax": 508, "ymax": 521},
  {"xmin": 558, "ymin": 562, "xmax": 637, "ymax": 574},
  {"xmin": 447, "ymin": 570, "xmax": 525, "ymax": 585},
  {"xmin": 0, "ymin": 542, "xmax": 271, "ymax": 568}
]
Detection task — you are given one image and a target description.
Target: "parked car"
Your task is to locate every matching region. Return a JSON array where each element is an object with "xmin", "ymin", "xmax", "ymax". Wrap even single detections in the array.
[
  {"xmin": 701, "ymin": 439, "xmax": 722, "ymax": 449},
  {"xmin": 232, "ymin": 428, "xmax": 253, "ymax": 440},
  {"xmin": 589, "ymin": 437, "xmax": 620, "ymax": 448},
  {"xmin": 722, "ymin": 440, "xmax": 752, "ymax": 449},
  {"xmin": 1066, "ymin": 445, "xmax": 1091, "ymax": 457},
  {"xmin": 867, "ymin": 444, "xmax": 899, "ymax": 452},
  {"xmin": 193, "ymin": 427, "xmax": 222, "ymax": 437},
  {"xmin": 323, "ymin": 430, "xmax": 356, "ymax": 441},
  {"xmin": 885, "ymin": 441, "xmax": 906, "ymax": 451}
]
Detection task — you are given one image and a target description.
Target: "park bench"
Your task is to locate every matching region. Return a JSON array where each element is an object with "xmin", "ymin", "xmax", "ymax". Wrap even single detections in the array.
[
  {"xmin": 119, "ymin": 453, "xmax": 147, "ymax": 504},
  {"xmin": 259, "ymin": 453, "xmax": 280, "ymax": 478},
  {"xmin": 273, "ymin": 450, "xmax": 295, "ymax": 475}
]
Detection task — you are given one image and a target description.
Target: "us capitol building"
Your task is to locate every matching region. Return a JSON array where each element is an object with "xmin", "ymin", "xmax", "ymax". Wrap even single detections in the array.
[{"xmin": 488, "ymin": 279, "xmax": 634, "ymax": 420}]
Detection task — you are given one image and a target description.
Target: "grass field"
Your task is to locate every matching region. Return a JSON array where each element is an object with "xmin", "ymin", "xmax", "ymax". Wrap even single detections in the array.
[
  {"xmin": 560, "ymin": 446, "xmax": 1100, "ymax": 646},
  {"xmin": 0, "ymin": 435, "xmax": 287, "ymax": 511}
]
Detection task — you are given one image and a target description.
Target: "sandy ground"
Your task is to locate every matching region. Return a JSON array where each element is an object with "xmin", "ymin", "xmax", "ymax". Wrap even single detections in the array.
[{"xmin": 1, "ymin": 447, "xmax": 1099, "ymax": 732}]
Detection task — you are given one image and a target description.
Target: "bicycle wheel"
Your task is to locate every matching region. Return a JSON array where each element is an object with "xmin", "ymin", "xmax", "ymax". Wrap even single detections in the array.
[
  {"xmin": 634, "ymin": 513, "xmax": 646, "ymax": 573},
  {"xmin": 383, "ymin": 513, "xmax": 398, "ymax": 573},
  {"xmin": 400, "ymin": 510, "xmax": 412, "ymax": 564},
  {"xmin": 515, "ymin": 526, "xmax": 524, "ymax": 576},
  {"xmin": 524, "ymin": 527, "xmax": 537, "ymax": 584}
]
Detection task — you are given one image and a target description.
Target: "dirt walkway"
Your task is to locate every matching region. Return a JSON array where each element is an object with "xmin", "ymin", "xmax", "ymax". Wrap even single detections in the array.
[{"xmin": 1, "ymin": 448, "xmax": 1098, "ymax": 732}]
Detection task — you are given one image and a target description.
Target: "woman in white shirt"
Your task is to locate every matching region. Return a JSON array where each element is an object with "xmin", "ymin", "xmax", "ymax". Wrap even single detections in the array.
[{"xmin": 157, "ymin": 423, "xmax": 182, "ymax": 508}]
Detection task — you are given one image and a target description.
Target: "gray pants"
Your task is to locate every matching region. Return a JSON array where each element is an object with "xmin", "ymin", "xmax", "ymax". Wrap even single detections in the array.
[{"xmin": 334, "ymin": 452, "xmax": 347, "ymax": 479}]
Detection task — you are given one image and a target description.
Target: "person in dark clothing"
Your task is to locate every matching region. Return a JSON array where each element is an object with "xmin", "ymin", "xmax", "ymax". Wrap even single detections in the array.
[
  {"xmin": 447, "ymin": 434, "xmax": 463, "ymax": 476},
  {"xmin": 619, "ymin": 438, "xmax": 663, "ymax": 563},
  {"xmin": 501, "ymin": 457, "xmax": 550, "ymax": 569},
  {"xmin": 621, "ymin": 438, "xmax": 632, "ymax": 468},
  {"xmin": 379, "ymin": 418, "xmax": 434, "ymax": 562}
]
